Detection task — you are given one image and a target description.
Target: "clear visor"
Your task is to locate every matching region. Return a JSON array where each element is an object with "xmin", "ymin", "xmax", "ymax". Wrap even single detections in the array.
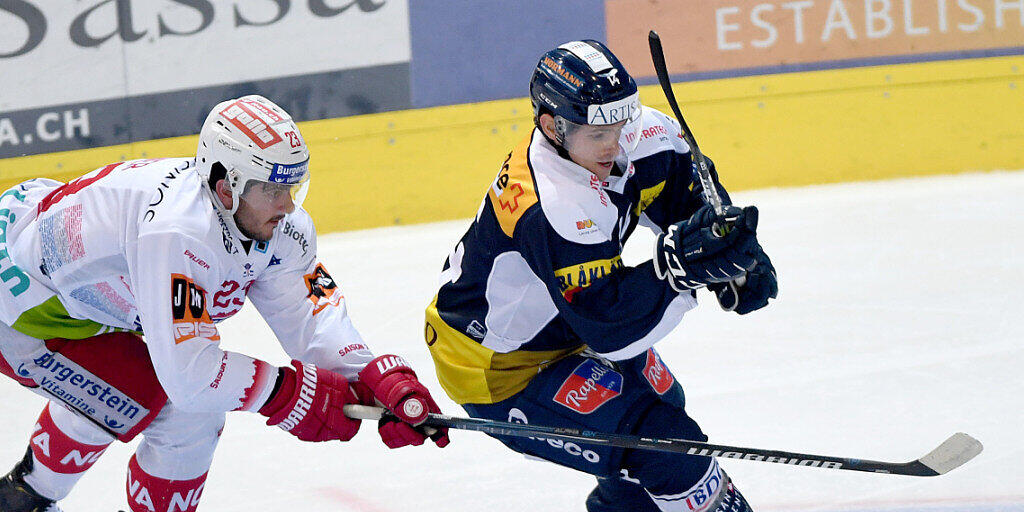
[
  {"xmin": 556, "ymin": 117, "xmax": 626, "ymax": 155},
  {"xmin": 238, "ymin": 177, "xmax": 310, "ymax": 210},
  {"xmin": 265, "ymin": 158, "xmax": 310, "ymax": 207},
  {"xmin": 555, "ymin": 95, "xmax": 643, "ymax": 157}
]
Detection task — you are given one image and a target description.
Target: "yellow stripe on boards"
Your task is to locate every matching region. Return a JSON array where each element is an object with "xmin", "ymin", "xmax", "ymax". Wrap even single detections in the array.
[{"xmin": 2, "ymin": 54, "xmax": 1020, "ymax": 234}]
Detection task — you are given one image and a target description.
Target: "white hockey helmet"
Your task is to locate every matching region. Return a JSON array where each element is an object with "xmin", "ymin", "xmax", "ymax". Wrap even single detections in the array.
[{"xmin": 196, "ymin": 95, "xmax": 310, "ymax": 214}]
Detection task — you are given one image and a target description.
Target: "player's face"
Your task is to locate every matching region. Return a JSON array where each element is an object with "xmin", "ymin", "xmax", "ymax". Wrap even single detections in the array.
[
  {"xmin": 563, "ymin": 121, "xmax": 626, "ymax": 180},
  {"xmin": 234, "ymin": 181, "xmax": 296, "ymax": 241}
]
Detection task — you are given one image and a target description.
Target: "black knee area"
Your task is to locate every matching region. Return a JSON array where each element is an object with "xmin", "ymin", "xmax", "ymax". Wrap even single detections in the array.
[
  {"xmin": 621, "ymin": 401, "xmax": 713, "ymax": 495},
  {"xmin": 586, "ymin": 476, "xmax": 660, "ymax": 512}
]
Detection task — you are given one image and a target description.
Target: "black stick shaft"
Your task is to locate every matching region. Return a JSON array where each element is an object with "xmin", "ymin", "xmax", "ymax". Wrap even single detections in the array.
[
  {"xmin": 343, "ymin": 405, "xmax": 980, "ymax": 477},
  {"xmin": 648, "ymin": 30, "xmax": 724, "ymax": 216}
]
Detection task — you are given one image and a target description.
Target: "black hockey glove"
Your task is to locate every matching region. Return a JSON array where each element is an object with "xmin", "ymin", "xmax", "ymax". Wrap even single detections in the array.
[
  {"xmin": 709, "ymin": 244, "xmax": 777, "ymax": 314},
  {"xmin": 654, "ymin": 205, "xmax": 759, "ymax": 292}
]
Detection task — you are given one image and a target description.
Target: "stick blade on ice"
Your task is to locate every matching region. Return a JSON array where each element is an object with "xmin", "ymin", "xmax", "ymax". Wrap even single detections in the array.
[{"xmin": 917, "ymin": 433, "xmax": 984, "ymax": 475}]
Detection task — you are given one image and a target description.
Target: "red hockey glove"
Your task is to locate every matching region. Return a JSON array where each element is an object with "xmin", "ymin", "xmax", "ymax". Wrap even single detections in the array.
[
  {"xmin": 259, "ymin": 360, "xmax": 361, "ymax": 442},
  {"xmin": 354, "ymin": 355, "xmax": 450, "ymax": 449}
]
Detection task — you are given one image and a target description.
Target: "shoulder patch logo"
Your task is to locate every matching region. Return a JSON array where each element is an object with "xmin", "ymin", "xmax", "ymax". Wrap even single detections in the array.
[
  {"xmin": 304, "ymin": 263, "xmax": 343, "ymax": 315},
  {"xmin": 498, "ymin": 182, "xmax": 526, "ymax": 213},
  {"xmin": 488, "ymin": 138, "xmax": 539, "ymax": 238},
  {"xmin": 170, "ymin": 274, "xmax": 219, "ymax": 344}
]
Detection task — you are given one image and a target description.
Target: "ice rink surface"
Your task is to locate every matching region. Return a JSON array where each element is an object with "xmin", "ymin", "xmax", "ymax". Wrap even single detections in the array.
[{"xmin": 2, "ymin": 171, "xmax": 1022, "ymax": 511}]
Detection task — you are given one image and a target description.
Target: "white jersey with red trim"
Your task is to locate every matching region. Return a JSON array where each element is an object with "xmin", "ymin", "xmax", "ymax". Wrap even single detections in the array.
[{"xmin": 0, "ymin": 157, "xmax": 373, "ymax": 413}]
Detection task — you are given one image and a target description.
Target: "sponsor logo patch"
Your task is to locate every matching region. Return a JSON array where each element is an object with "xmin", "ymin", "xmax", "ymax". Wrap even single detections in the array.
[
  {"xmin": 338, "ymin": 343, "xmax": 367, "ymax": 357},
  {"xmin": 554, "ymin": 256, "xmax": 623, "ymax": 301},
  {"xmin": 507, "ymin": 408, "xmax": 601, "ymax": 463},
  {"xmin": 304, "ymin": 263, "xmax": 342, "ymax": 315},
  {"xmin": 553, "ymin": 359, "xmax": 622, "ymax": 414},
  {"xmin": 541, "ymin": 56, "xmax": 584, "ymax": 89},
  {"xmin": 466, "ymin": 320, "xmax": 486, "ymax": 340},
  {"xmin": 170, "ymin": 274, "xmax": 219, "ymax": 344},
  {"xmin": 184, "ymin": 249, "xmax": 210, "ymax": 270},
  {"xmin": 30, "ymin": 352, "xmax": 150, "ymax": 435},
  {"xmin": 219, "ymin": 99, "xmax": 283, "ymax": 149},
  {"xmin": 643, "ymin": 349, "xmax": 675, "ymax": 395},
  {"xmin": 640, "ymin": 124, "xmax": 670, "ymax": 141},
  {"xmin": 576, "ymin": 219, "xmax": 595, "ymax": 230},
  {"xmin": 283, "ymin": 221, "xmax": 309, "ymax": 255}
]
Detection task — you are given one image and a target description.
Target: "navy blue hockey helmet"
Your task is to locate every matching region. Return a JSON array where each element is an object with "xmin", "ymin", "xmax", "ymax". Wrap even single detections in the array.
[{"xmin": 530, "ymin": 40, "xmax": 643, "ymax": 152}]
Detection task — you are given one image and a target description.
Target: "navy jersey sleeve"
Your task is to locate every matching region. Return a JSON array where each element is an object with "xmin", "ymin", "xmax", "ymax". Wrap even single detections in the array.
[
  {"xmin": 636, "ymin": 152, "xmax": 733, "ymax": 233},
  {"xmin": 511, "ymin": 208, "xmax": 696, "ymax": 360}
]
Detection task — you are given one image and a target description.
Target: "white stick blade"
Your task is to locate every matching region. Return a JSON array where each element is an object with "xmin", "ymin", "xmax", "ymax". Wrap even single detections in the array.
[{"xmin": 918, "ymin": 432, "xmax": 983, "ymax": 474}]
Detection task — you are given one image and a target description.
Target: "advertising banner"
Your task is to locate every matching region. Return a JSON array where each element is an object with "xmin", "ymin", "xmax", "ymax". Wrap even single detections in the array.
[
  {"xmin": 607, "ymin": 0, "xmax": 1024, "ymax": 79},
  {"xmin": 0, "ymin": 0, "xmax": 411, "ymax": 159}
]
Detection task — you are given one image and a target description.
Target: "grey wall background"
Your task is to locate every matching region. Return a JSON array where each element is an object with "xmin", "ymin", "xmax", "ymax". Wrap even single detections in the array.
[{"xmin": 408, "ymin": 0, "xmax": 606, "ymax": 108}]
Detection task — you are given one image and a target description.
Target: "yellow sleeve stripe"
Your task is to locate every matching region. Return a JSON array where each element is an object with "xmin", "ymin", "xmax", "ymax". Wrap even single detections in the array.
[{"xmin": 633, "ymin": 180, "xmax": 666, "ymax": 217}]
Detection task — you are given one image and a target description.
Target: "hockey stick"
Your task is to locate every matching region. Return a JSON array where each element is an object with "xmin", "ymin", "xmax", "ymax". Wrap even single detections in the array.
[
  {"xmin": 344, "ymin": 404, "xmax": 982, "ymax": 476},
  {"xmin": 648, "ymin": 30, "xmax": 724, "ymax": 219},
  {"xmin": 649, "ymin": 30, "xmax": 748, "ymax": 295}
]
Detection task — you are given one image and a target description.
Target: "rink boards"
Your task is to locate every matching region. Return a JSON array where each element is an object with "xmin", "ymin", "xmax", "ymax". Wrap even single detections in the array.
[{"xmin": 2, "ymin": 53, "xmax": 1021, "ymax": 233}]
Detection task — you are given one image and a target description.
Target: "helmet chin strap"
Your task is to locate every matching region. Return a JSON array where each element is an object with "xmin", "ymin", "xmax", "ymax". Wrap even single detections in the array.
[
  {"xmin": 224, "ymin": 168, "xmax": 246, "ymax": 215},
  {"xmin": 227, "ymin": 187, "xmax": 242, "ymax": 215},
  {"xmin": 535, "ymin": 113, "xmax": 573, "ymax": 161},
  {"xmin": 204, "ymin": 174, "xmax": 243, "ymax": 218}
]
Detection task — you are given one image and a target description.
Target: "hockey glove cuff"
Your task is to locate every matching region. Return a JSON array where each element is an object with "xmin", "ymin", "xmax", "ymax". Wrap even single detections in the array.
[
  {"xmin": 259, "ymin": 360, "xmax": 361, "ymax": 443},
  {"xmin": 709, "ymin": 244, "xmax": 778, "ymax": 314}
]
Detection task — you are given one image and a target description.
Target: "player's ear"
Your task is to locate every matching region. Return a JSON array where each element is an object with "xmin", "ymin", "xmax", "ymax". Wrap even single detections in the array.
[
  {"xmin": 539, "ymin": 113, "xmax": 558, "ymax": 141},
  {"xmin": 215, "ymin": 179, "xmax": 234, "ymax": 210}
]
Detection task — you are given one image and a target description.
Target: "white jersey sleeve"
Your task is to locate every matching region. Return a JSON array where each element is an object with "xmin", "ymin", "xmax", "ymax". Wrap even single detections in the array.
[
  {"xmin": 247, "ymin": 211, "xmax": 374, "ymax": 380},
  {"xmin": 127, "ymin": 230, "xmax": 278, "ymax": 414}
]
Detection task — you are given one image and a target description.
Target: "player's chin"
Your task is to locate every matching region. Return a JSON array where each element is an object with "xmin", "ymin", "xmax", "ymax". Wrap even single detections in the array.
[
  {"xmin": 255, "ymin": 224, "xmax": 277, "ymax": 241},
  {"xmin": 587, "ymin": 161, "xmax": 614, "ymax": 177},
  {"xmin": 243, "ymin": 222, "xmax": 276, "ymax": 242}
]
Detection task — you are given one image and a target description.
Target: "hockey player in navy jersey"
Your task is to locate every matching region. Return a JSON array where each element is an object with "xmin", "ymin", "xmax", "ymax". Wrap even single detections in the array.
[{"xmin": 425, "ymin": 40, "xmax": 777, "ymax": 511}]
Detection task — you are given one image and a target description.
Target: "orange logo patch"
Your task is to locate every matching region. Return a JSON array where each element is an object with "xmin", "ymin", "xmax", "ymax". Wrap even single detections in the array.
[
  {"xmin": 170, "ymin": 274, "xmax": 219, "ymax": 344},
  {"xmin": 304, "ymin": 263, "xmax": 343, "ymax": 316}
]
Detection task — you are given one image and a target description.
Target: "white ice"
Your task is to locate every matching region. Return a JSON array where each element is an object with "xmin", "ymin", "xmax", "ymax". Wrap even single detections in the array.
[{"xmin": 2, "ymin": 171, "xmax": 1022, "ymax": 511}]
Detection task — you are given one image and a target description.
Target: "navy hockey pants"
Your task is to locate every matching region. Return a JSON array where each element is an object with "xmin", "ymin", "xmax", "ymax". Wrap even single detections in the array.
[{"xmin": 463, "ymin": 349, "xmax": 715, "ymax": 511}]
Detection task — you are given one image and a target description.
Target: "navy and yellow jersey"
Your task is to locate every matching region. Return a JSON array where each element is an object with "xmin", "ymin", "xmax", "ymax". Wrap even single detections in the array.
[{"xmin": 426, "ymin": 106, "xmax": 731, "ymax": 405}]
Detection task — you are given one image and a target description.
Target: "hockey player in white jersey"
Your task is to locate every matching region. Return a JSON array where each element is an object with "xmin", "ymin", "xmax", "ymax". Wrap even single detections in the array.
[
  {"xmin": 425, "ymin": 41, "xmax": 777, "ymax": 511},
  {"xmin": 0, "ymin": 95, "xmax": 448, "ymax": 512}
]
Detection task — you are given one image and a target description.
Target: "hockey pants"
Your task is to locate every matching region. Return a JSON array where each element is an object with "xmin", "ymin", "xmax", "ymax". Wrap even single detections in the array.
[
  {"xmin": 464, "ymin": 350, "xmax": 732, "ymax": 512},
  {"xmin": 2, "ymin": 321, "xmax": 221, "ymax": 511}
]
